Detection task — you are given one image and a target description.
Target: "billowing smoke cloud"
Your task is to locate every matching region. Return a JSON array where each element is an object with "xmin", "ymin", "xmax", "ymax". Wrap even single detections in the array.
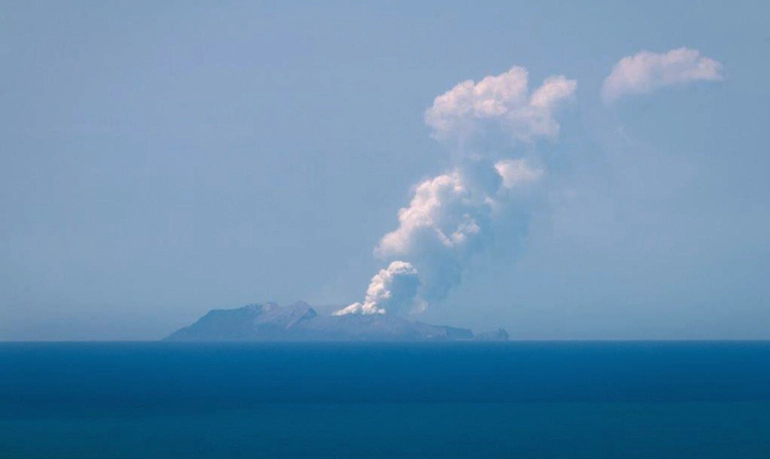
[
  {"xmin": 336, "ymin": 66, "xmax": 575, "ymax": 316},
  {"xmin": 602, "ymin": 48, "xmax": 724, "ymax": 103},
  {"xmin": 374, "ymin": 169, "xmax": 491, "ymax": 303},
  {"xmin": 425, "ymin": 66, "xmax": 576, "ymax": 147},
  {"xmin": 333, "ymin": 261, "xmax": 421, "ymax": 316}
]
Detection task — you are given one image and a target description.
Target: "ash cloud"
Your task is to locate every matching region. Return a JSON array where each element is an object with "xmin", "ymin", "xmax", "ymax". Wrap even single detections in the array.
[
  {"xmin": 333, "ymin": 261, "xmax": 421, "ymax": 316},
  {"xmin": 336, "ymin": 66, "xmax": 575, "ymax": 316},
  {"xmin": 425, "ymin": 66, "xmax": 576, "ymax": 148}
]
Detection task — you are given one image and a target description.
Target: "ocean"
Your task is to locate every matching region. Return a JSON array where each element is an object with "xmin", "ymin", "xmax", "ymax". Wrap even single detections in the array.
[{"xmin": 1, "ymin": 342, "xmax": 769, "ymax": 458}]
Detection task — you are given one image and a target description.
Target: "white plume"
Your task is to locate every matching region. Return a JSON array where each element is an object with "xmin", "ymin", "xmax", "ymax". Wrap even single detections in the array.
[
  {"xmin": 336, "ymin": 66, "xmax": 575, "ymax": 316},
  {"xmin": 333, "ymin": 261, "xmax": 421, "ymax": 316}
]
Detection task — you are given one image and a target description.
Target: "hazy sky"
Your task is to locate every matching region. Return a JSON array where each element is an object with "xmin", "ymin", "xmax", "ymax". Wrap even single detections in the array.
[{"xmin": 2, "ymin": 1, "xmax": 768, "ymax": 340}]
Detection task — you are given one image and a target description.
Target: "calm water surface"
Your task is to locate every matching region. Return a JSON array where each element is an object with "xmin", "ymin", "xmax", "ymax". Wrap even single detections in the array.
[{"xmin": 1, "ymin": 342, "xmax": 769, "ymax": 458}]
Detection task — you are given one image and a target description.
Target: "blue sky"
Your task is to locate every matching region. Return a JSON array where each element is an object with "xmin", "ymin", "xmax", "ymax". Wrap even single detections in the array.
[{"xmin": 1, "ymin": 1, "xmax": 768, "ymax": 340}]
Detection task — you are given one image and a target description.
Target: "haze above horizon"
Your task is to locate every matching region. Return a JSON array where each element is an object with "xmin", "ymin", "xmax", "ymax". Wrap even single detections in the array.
[{"xmin": 1, "ymin": 1, "xmax": 768, "ymax": 340}]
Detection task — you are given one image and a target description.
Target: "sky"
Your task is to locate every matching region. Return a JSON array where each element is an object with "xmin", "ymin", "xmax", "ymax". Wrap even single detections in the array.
[{"xmin": 1, "ymin": 1, "xmax": 769, "ymax": 340}]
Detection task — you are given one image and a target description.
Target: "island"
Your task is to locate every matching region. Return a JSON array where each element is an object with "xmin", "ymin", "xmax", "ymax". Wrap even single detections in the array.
[{"xmin": 165, "ymin": 301, "xmax": 508, "ymax": 342}]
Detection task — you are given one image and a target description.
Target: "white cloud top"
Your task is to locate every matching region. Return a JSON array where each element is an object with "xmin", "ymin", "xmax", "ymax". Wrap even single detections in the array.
[
  {"xmin": 425, "ymin": 67, "xmax": 576, "ymax": 146},
  {"xmin": 602, "ymin": 48, "xmax": 724, "ymax": 103}
]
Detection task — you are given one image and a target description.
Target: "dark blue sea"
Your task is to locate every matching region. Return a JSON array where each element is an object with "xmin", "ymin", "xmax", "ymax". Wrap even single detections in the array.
[{"xmin": 1, "ymin": 342, "xmax": 769, "ymax": 458}]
